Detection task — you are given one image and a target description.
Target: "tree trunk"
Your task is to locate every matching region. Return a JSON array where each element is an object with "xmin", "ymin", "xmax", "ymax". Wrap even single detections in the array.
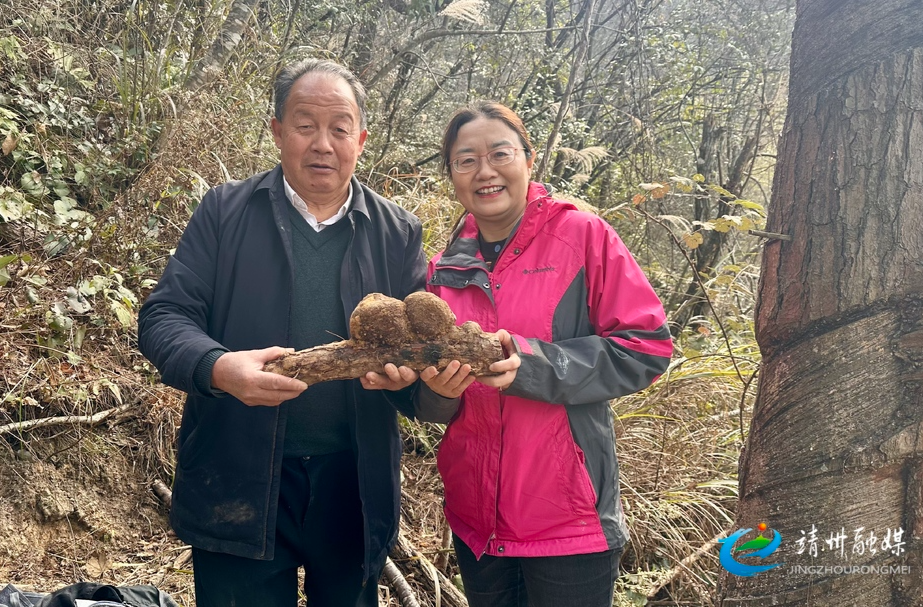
[
  {"xmin": 536, "ymin": 0, "xmax": 596, "ymax": 183},
  {"xmin": 183, "ymin": 0, "xmax": 258, "ymax": 92},
  {"xmin": 153, "ymin": 0, "xmax": 258, "ymax": 155},
  {"xmin": 670, "ymin": 121, "xmax": 758, "ymax": 335},
  {"xmin": 718, "ymin": 0, "xmax": 923, "ymax": 604}
]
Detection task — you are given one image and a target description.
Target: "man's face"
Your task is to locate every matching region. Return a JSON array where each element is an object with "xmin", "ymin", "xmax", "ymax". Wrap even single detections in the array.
[{"xmin": 271, "ymin": 72, "xmax": 367, "ymax": 208}]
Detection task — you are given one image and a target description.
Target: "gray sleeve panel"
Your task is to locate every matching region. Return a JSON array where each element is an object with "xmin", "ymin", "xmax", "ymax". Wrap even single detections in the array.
[
  {"xmin": 505, "ymin": 336, "xmax": 669, "ymax": 405},
  {"xmin": 612, "ymin": 325, "xmax": 673, "ymax": 341},
  {"xmin": 504, "ymin": 267, "xmax": 670, "ymax": 405},
  {"xmin": 566, "ymin": 403, "xmax": 629, "ymax": 550},
  {"xmin": 414, "ymin": 383, "xmax": 461, "ymax": 424},
  {"xmin": 550, "ymin": 267, "xmax": 595, "ymax": 342}
]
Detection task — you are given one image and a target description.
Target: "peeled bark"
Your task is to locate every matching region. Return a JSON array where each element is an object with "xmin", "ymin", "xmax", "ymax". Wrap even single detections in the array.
[{"xmin": 263, "ymin": 292, "xmax": 503, "ymax": 386}]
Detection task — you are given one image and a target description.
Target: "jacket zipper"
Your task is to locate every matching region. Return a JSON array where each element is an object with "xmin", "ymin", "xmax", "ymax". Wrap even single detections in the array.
[{"xmin": 487, "ymin": 268, "xmax": 502, "ymax": 557}]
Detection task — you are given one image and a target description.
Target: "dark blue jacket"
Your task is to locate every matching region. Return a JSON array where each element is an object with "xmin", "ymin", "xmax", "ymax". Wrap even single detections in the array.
[{"xmin": 137, "ymin": 165, "xmax": 426, "ymax": 579}]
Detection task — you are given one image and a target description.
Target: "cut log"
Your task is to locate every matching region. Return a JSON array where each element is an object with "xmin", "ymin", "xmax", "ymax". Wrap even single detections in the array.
[
  {"xmin": 264, "ymin": 292, "xmax": 504, "ymax": 386},
  {"xmin": 151, "ymin": 479, "xmax": 173, "ymax": 509}
]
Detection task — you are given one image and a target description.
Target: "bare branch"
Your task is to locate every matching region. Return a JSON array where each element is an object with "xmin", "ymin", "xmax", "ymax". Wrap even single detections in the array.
[
  {"xmin": 0, "ymin": 403, "xmax": 134, "ymax": 436},
  {"xmin": 367, "ymin": 26, "xmax": 577, "ymax": 87}
]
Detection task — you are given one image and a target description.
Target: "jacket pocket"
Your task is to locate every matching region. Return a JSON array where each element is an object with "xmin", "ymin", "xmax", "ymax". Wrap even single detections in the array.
[
  {"xmin": 573, "ymin": 444, "xmax": 599, "ymax": 506},
  {"xmin": 176, "ymin": 423, "xmax": 207, "ymax": 472}
]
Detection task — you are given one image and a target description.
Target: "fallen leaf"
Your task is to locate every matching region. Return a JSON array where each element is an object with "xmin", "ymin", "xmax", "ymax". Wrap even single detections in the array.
[
  {"xmin": 85, "ymin": 550, "xmax": 111, "ymax": 578},
  {"xmin": 651, "ymin": 184, "xmax": 671, "ymax": 199},
  {"xmin": 1, "ymin": 134, "xmax": 16, "ymax": 155}
]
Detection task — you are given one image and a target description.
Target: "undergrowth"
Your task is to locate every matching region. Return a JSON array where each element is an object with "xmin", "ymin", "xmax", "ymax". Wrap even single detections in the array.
[{"xmin": 0, "ymin": 13, "xmax": 762, "ymax": 607}]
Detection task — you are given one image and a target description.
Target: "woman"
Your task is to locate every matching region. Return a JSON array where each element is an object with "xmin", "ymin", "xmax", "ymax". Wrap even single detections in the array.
[{"xmin": 415, "ymin": 101, "xmax": 672, "ymax": 606}]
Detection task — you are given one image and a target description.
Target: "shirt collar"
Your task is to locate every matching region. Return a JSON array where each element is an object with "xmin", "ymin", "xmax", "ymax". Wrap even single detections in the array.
[{"xmin": 282, "ymin": 177, "xmax": 353, "ymax": 232}]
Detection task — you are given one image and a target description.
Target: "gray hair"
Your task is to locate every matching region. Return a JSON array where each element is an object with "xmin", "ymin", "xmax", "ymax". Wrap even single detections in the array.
[{"xmin": 273, "ymin": 59, "xmax": 368, "ymax": 129}]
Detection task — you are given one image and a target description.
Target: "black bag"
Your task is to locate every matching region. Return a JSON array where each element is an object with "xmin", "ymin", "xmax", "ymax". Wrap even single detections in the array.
[
  {"xmin": 1, "ymin": 583, "xmax": 178, "ymax": 607},
  {"xmin": 0, "ymin": 584, "xmax": 44, "ymax": 607}
]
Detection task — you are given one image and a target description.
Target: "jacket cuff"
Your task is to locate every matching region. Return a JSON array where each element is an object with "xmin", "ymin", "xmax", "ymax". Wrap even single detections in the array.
[
  {"xmin": 193, "ymin": 348, "xmax": 230, "ymax": 397},
  {"xmin": 503, "ymin": 333, "xmax": 533, "ymax": 397},
  {"xmin": 381, "ymin": 381, "xmax": 418, "ymax": 419},
  {"xmin": 414, "ymin": 382, "xmax": 461, "ymax": 424}
]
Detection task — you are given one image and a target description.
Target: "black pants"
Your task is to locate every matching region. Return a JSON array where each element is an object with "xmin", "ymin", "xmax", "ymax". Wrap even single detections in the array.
[
  {"xmin": 453, "ymin": 534, "xmax": 622, "ymax": 607},
  {"xmin": 192, "ymin": 451, "xmax": 379, "ymax": 607}
]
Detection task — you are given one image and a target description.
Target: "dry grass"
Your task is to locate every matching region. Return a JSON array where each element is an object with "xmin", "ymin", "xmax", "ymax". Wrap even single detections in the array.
[{"xmin": 613, "ymin": 343, "xmax": 757, "ymax": 605}]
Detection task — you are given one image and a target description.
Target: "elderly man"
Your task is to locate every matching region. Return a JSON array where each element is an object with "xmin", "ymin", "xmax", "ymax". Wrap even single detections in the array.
[{"xmin": 138, "ymin": 59, "xmax": 425, "ymax": 607}]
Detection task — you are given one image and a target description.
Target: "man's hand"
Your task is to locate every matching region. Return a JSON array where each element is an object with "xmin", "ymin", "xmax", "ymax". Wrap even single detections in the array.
[
  {"xmin": 212, "ymin": 347, "xmax": 308, "ymax": 406},
  {"xmin": 420, "ymin": 360, "xmax": 475, "ymax": 398},
  {"xmin": 476, "ymin": 329, "xmax": 521, "ymax": 391},
  {"xmin": 361, "ymin": 363, "xmax": 418, "ymax": 391}
]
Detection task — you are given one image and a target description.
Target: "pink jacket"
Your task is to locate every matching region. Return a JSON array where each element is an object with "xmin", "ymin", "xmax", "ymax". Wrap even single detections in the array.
[{"xmin": 421, "ymin": 183, "xmax": 671, "ymax": 558}]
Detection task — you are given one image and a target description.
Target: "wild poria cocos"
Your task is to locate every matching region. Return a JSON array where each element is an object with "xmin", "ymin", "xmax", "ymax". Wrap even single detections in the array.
[{"xmin": 263, "ymin": 292, "xmax": 504, "ymax": 386}]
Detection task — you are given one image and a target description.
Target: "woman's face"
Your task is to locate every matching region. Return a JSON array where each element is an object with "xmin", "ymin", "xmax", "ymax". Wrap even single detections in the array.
[{"xmin": 449, "ymin": 117, "xmax": 534, "ymax": 238}]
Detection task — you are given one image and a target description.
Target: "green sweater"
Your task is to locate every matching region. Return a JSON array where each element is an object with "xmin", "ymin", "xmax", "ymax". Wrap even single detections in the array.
[{"xmin": 282, "ymin": 203, "xmax": 353, "ymax": 457}]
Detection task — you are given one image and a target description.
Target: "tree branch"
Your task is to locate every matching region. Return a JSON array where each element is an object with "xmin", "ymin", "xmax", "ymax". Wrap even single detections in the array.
[
  {"xmin": 383, "ymin": 558, "xmax": 422, "ymax": 607},
  {"xmin": 0, "ymin": 403, "xmax": 134, "ymax": 436},
  {"xmin": 367, "ymin": 26, "xmax": 577, "ymax": 87},
  {"xmin": 646, "ymin": 529, "xmax": 727, "ymax": 599},
  {"xmin": 535, "ymin": 0, "xmax": 597, "ymax": 181}
]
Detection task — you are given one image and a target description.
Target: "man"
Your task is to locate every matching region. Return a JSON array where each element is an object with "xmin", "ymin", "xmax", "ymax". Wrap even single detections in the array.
[{"xmin": 138, "ymin": 59, "xmax": 425, "ymax": 607}]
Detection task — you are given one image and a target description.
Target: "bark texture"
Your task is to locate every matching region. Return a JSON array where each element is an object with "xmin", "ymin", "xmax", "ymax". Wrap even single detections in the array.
[
  {"xmin": 263, "ymin": 292, "xmax": 503, "ymax": 386},
  {"xmin": 719, "ymin": 0, "xmax": 923, "ymax": 604},
  {"xmin": 183, "ymin": 0, "xmax": 258, "ymax": 93}
]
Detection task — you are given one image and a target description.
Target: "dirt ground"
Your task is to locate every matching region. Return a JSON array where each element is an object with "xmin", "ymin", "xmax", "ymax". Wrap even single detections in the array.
[
  {"xmin": 0, "ymin": 418, "xmax": 197, "ymax": 604},
  {"xmin": 0, "ymin": 394, "xmax": 450, "ymax": 607}
]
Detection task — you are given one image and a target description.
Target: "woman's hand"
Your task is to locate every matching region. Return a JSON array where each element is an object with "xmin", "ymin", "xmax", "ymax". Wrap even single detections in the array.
[
  {"xmin": 476, "ymin": 329, "xmax": 521, "ymax": 391},
  {"xmin": 361, "ymin": 363, "xmax": 418, "ymax": 391},
  {"xmin": 421, "ymin": 360, "xmax": 475, "ymax": 398}
]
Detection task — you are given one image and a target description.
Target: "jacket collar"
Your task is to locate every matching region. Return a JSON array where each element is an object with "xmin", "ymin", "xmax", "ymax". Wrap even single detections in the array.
[
  {"xmin": 438, "ymin": 182, "xmax": 562, "ymax": 273},
  {"xmin": 258, "ymin": 165, "xmax": 371, "ymax": 222}
]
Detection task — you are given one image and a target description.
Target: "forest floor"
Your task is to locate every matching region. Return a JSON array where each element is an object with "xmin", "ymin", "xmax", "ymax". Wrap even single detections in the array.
[
  {"xmin": 0, "ymin": 389, "xmax": 197, "ymax": 604},
  {"xmin": 0, "ymin": 386, "xmax": 450, "ymax": 606}
]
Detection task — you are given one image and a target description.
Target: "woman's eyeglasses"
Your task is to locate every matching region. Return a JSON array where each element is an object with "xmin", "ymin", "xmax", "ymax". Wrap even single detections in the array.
[{"xmin": 451, "ymin": 147, "xmax": 526, "ymax": 173}]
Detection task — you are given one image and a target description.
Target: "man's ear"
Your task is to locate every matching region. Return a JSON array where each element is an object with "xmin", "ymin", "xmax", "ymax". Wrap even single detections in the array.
[
  {"xmin": 358, "ymin": 128, "xmax": 368, "ymax": 152},
  {"xmin": 271, "ymin": 117, "xmax": 283, "ymax": 149}
]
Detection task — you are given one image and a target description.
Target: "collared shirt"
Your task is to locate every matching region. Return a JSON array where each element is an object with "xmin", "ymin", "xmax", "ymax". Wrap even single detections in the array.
[{"xmin": 282, "ymin": 177, "xmax": 352, "ymax": 232}]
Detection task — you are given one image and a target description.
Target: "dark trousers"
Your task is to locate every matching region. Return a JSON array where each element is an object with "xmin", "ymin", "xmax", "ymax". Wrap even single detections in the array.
[
  {"xmin": 191, "ymin": 451, "xmax": 379, "ymax": 607},
  {"xmin": 453, "ymin": 534, "xmax": 622, "ymax": 607}
]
